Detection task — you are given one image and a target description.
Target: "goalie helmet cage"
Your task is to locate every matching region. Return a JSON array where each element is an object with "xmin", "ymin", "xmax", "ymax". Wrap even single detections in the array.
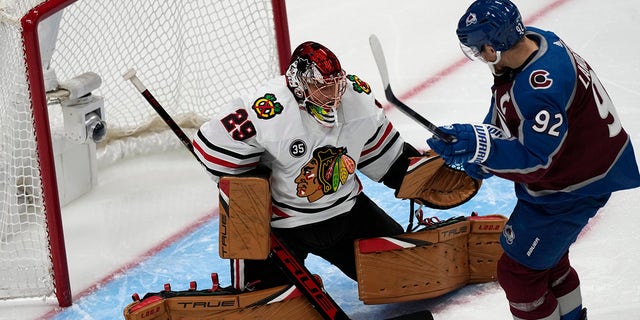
[{"xmin": 0, "ymin": 0, "xmax": 291, "ymax": 307}]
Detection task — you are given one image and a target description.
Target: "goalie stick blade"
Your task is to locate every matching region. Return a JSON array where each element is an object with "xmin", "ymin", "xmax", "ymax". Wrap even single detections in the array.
[
  {"xmin": 369, "ymin": 34, "xmax": 391, "ymax": 90},
  {"xmin": 368, "ymin": 34, "xmax": 456, "ymax": 143},
  {"xmin": 385, "ymin": 310, "xmax": 434, "ymax": 320}
]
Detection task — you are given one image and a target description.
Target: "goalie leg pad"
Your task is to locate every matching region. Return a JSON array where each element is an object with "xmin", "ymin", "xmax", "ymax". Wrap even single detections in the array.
[
  {"xmin": 468, "ymin": 214, "xmax": 507, "ymax": 283},
  {"xmin": 218, "ymin": 176, "xmax": 271, "ymax": 260},
  {"xmin": 123, "ymin": 284, "xmax": 323, "ymax": 320},
  {"xmin": 355, "ymin": 220, "xmax": 471, "ymax": 304},
  {"xmin": 355, "ymin": 214, "xmax": 507, "ymax": 304}
]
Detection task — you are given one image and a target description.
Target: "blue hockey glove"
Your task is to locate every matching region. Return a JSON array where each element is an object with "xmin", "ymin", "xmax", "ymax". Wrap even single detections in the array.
[
  {"xmin": 427, "ymin": 123, "xmax": 494, "ymax": 165},
  {"xmin": 463, "ymin": 162, "xmax": 493, "ymax": 180}
]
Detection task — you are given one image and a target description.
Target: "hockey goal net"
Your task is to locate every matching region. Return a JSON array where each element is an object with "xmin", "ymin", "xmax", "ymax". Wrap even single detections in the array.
[{"xmin": 0, "ymin": 0, "xmax": 290, "ymax": 307}]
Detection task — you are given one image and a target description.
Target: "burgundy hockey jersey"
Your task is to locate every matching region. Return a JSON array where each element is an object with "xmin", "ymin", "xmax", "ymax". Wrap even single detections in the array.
[{"xmin": 481, "ymin": 27, "xmax": 640, "ymax": 202}]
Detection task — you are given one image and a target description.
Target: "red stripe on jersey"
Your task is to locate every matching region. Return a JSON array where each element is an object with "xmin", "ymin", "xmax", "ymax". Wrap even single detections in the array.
[
  {"xmin": 361, "ymin": 123, "xmax": 394, "ymax": 156},
  {"xmin": 193, "ymin": 140, "xmax": 259, "ymax": 169},
  {"xmin": 272, "ymin": 206, "xmax": 291, "ymax": 218}
]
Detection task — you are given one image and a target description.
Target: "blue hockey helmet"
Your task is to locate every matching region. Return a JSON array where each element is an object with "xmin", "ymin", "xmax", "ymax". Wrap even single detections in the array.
[{"xmin": 456, "ymin": 0, "xmax": 526, "ymax": 60}]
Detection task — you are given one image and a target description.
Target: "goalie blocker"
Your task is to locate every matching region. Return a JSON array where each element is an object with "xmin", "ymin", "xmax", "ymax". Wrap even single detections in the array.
[{"xmin": 218, "ymin": 176, "xmax": 271, "ymax": 260}]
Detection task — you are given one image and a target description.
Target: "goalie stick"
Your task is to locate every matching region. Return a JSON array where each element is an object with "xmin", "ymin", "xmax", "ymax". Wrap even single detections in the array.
[
  {"xmin": 369, "ymin": 34, "xmax": 456, "ymax": 143},
  {"xmin": 123, "ymin": 68, "xmax": 433, "ymax": 320},
  {"xmin": 122, "ymin": 69, "xmax": 195, "ymax": 156}
]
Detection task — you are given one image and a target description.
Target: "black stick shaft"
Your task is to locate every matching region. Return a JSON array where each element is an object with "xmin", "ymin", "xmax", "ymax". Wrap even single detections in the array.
[
  {"xmin": 384, "ymin": 86, "xmax": 456, "ymax": 143},
  {"xmin": 140, "ymin": 89, "xmax": 196, "ymax": 157},
  {"xmin": 369, "ymin": 35, "xmax": 456, "ymax": 143}
]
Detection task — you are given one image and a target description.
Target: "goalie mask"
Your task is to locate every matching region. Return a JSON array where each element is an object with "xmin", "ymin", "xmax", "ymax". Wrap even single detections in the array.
[{"xmin": 286, "ymin": 41, "xmax": 347, "ymax": 127}]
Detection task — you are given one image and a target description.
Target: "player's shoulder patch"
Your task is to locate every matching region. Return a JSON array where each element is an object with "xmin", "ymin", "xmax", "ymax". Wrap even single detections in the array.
[
  {"xmin": 347, "ymin": 74, "xmax": 371, "ymax": 95},
  {"xmin": 251, "ymin": 93, "xmax": 284, "ymax": 119},
  {"xmin": 528, "ymin": 69, "xmax": 553, "ymax": 90}
]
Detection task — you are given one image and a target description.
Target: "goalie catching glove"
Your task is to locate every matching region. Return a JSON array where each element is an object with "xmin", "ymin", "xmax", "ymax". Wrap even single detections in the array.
[{"xmin": 396, "ymin": 152, "xmax": 481, "ymax": 209}]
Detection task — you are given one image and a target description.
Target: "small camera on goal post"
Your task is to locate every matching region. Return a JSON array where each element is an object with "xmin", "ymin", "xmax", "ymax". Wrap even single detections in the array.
[
  {"xmin": 58, "ymin": 72, "xmax": 107, "ymax": 144},
  {"xmin": 46, "ymin": 71, "xmax": 107, "ymax": 205}
]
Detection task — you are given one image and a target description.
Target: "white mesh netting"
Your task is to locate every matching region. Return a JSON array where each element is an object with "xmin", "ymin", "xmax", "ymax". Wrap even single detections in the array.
[{"xmin": 1, "ymin": 0, "xmax": 283, "ymax": 301}]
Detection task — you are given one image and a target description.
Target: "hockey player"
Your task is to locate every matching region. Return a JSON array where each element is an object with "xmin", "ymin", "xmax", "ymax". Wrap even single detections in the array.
[
  {"xmin": 426, "ymin": 1, "xmax": 640, "ymax": 319},
  {"xmin": 193, "ymin": 41, "xmax": 421, "ymax": 291}
]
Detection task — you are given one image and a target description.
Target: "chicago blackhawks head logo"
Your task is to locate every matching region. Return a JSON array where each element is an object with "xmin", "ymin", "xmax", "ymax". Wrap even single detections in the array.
[
  {"xmin": 294, "ymin": 146, "xmax": 356, "ymax": 203},
  {"xmin": 252, "ymin": 93, "xmax": 283, "ymax": 119}
]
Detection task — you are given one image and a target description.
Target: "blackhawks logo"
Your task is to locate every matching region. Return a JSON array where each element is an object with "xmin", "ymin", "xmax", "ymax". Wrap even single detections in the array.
[
  {"xmin": 252, "ymin": 93, "xmax": 283, "ymax": 119},
  {"xmin": 347, "ymin": 74, "xmax": 371, "ymax": 94},
  {"xmin": 294, "ymin": 146, "xmax": 356, "ymax": 203}
]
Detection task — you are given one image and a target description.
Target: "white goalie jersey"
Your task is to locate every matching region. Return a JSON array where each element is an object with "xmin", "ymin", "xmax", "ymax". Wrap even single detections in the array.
[{"xmin": 193, "ymin": 75, "xmax": 406, "ymax": 228}]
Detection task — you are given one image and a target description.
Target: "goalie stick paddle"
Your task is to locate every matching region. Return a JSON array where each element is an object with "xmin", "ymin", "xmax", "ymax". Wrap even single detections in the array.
[
  {"xmin": 123, "ymin": 68, "xmax": 433, "ymax": 320},
  {"xmin": 369, "ymin": 34, "xmax": 456, "ymax": 143}
]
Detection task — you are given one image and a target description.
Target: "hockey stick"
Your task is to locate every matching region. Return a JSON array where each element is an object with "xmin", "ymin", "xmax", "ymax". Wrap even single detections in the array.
[
  {"xmin": 123, "ymin": 68, "xmax": 434, "ymax": 320},
  {"xmin": 269, "ymin": 234, "xmax": 347, "ymax": 320},
  {"xmin": 123, "ymin": 68, "xmax": 349, "ymax": 320},
  {"xmin": 122, "ymin": 69, "xmax": 196, "ymax": 157},
  {"xmin": 369, "ymin": 34, "xmax": 456, "ymax": 143}
]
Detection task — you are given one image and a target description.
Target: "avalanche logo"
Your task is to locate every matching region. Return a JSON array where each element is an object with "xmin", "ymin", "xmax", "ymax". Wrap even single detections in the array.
[
  {"xmin": 465, "ymin": 13, "xmax": 477, "ymax": 26},
  {"xmin": 347, "ymin": 75, "xmax": 371, "ymax": 94},
  {"xmin": 503, "ymin": 224, "xmax": 515, "ymax": 245},
  {"xmin": 529, "ymin": 70, "xmax": 553, "ymax": 90},
  {"xmin": 252, "ymin": 93, "xmax": 283, "ymax": 119}
]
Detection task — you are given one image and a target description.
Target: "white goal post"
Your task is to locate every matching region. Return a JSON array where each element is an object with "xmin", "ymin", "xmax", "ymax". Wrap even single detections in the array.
[{"xmin": 0, "ymin": 0, "xmax": 290, "ymax": 307}]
